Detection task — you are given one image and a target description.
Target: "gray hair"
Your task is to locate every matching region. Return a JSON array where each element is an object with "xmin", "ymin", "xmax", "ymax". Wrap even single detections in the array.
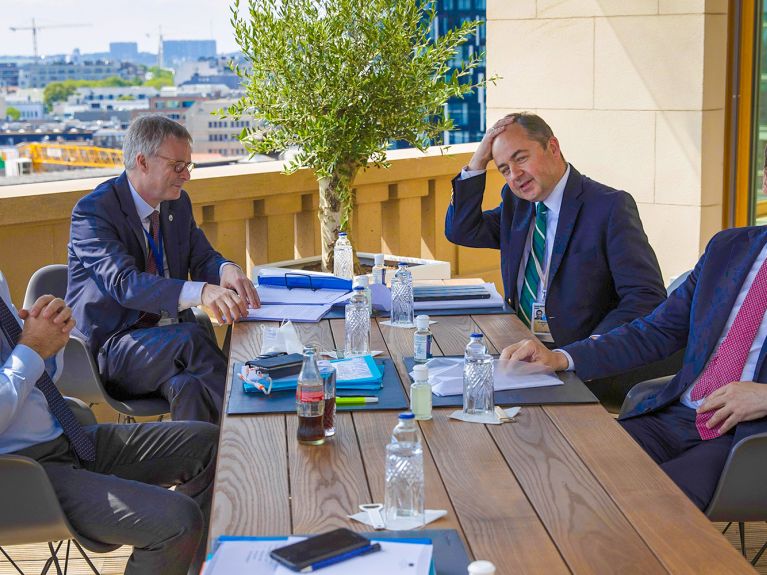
[
  {"xmin": 501, "ymin": 112, "xmax": 555, "ymax": 150},
  {"xmin": 122, "ymin": 115, "xmax": 193, "ymax": 170}
]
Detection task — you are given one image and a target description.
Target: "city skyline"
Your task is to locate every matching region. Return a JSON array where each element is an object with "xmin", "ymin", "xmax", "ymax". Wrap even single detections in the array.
[{"xmin": 1, "ymin": 0, "xmax": 242, "ymax": 58}]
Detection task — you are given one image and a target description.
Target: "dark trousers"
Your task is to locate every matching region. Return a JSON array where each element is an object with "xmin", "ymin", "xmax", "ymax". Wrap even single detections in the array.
[
  {"xmin": 620, "ymin": 402, "xmax": 733, "ymax": 510},
  {"xmin": 14, "ymin": 421, "xmax": 217, "ymax": 575},
  {"xmin": 99, "ymin": 322, "xmax": 227, "ymax": 424}
]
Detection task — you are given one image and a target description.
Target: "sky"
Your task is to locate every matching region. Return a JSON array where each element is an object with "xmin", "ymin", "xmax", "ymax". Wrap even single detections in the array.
[{"xmin": 0, "ymin": 0, "xmax": 243, "ymax": 57}]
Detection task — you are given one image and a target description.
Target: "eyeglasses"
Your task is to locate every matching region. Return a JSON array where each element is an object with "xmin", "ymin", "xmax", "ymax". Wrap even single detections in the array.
[{"xmin": 155, "ymin": 154, "xmax": 195, "ymax": 174}]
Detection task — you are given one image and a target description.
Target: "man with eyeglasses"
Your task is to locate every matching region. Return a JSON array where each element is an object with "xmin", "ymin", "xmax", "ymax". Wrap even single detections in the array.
[{"xmin": 66, "ymin": 115, "xmax": 260, "ymax": 424}]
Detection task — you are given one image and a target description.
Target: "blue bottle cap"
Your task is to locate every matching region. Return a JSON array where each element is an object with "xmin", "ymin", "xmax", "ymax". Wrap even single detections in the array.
[
  {"xmin": 398, "ymin": 412, "xmax": 415, "ymax": 419},
  {"xmin": 398, "ymin": 262, "xmax": 408, "ymax": 267},
  {"xmin": 338, "ymin": 232, "xmax": 347, "ymax": 236},
  {"xmin": 470, "ymin": 332, "xmax": 483, "ymax": 338},
  {"xmin": 353, "ymin": 285, "xmax": 365, "ymax": 291}
]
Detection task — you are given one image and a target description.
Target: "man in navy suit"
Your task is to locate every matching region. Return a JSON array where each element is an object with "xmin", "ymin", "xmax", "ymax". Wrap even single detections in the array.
[
  {"xmin": 501, "ymin": 224, "xmax": 767, "ymax": 510},
  {"xmin": 67, "ymin": 115, "xmax": 260, "ymax": 424},
  {"xmin": 445, "ymin": 113, "xmax": 666, "ymax": 347}
]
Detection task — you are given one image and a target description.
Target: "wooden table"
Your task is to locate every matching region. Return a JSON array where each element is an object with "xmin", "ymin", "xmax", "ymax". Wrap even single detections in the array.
[{"xmin": 210, "ymin": 314, "xmax": 755, "ymax": 574}]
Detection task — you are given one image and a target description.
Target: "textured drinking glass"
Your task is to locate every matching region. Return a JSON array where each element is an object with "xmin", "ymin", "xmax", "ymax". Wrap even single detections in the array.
[{"xmin": 463, "ymin": 353, "xmax": 494, "ymax": 416}]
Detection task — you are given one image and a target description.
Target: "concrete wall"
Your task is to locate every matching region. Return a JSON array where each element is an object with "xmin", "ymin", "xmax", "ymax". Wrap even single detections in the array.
[{"xmin": 485, "ymin": 0, "xmax": 729, "ymax": 282}]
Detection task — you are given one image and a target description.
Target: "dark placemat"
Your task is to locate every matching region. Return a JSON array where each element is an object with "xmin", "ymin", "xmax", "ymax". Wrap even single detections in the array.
[
  {"xmin": 403, "ymin": 356, "xmax": 598, "ymax": 406},
  {"xmin": 364, "ymin": 529, "xmax": 470, "ymax": 575},
  {"xmin": 227, "ymin": 358, "xmax": 409, "ymax": 415},
  {"xmin": 324, "ymin": 302, "xmax": 515, "ymax": 320}
]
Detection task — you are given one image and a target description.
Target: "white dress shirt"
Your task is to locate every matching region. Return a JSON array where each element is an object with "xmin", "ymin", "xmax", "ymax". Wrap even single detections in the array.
[
  {"xmin": 0, "ymin": 271, "xmax": 62, "ymax": 454},
  {"xmin": 127, "ymin": 178, "xmax": 235, "ymax": 312}
]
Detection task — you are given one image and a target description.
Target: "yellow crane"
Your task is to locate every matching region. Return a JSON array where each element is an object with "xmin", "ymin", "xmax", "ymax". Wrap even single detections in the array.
[
  {"xmin": 18, "ymin": 143, "xmax": 123, "ymax": 172},
  {"xmin": 9, "ymin": 19, "xmax": 91, "ymax": 59}
]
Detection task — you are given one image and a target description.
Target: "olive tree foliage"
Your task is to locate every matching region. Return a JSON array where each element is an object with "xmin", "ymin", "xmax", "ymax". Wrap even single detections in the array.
[{"xmin": 225, "ymin": 0, "xmax": 489, "ymax": 270}]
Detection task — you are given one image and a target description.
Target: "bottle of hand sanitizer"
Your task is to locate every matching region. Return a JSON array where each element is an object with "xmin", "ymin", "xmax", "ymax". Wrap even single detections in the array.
[
  {"xmin": 372, "ymin": 253, "xmax": 387, "ymax": 285},
  {"xmin": 410, "ymin": 364, "xmax": 432, "ymax": 421}
]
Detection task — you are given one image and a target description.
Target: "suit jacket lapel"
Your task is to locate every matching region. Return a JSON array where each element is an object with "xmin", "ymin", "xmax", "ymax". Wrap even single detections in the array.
[
  {"xmin": 160, "ymin": 201, "xmax": 180, "ymax": 279},
  {"xmin": 548, "ymin": 167, "xmax": 583, "ymax": 288},
  {"xmin": 507, "ymin": 189, "xmax": 534, "ymax": 306},
  {"xmin": 115, "ymin": 172, "xmax": 149, "ymax": 262}
]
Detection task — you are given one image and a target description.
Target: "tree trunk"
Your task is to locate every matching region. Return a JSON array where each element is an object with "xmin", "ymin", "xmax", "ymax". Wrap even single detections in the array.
[{"xmin": 317, "ymin": 163, "xmax": 359, "ymax": 272}]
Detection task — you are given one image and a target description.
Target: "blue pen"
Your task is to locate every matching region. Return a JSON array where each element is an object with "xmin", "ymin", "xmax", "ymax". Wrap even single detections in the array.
[{"xmin": 299, "ymin": 543, "xmax": 382, "ymax": 572}]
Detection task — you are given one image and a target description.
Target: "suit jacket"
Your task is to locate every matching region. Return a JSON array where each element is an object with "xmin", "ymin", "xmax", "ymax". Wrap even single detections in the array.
[
  {"xmin": 564, "ymin": 226, "xmax": 767, "ymax": 445},
  {"xmin": 445, "ymin": 166, "xmax": 666, "ymax": 346},
  {"xmin": 66, "ymin": 171, "xmax": 229, "ymax": 357}
]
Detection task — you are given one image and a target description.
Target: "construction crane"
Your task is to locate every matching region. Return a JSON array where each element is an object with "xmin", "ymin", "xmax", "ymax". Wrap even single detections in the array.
[
  {"xmin": 18, "ymin": 143, "xmax": 123, "ymax": 172},
  {"xmin": 9, "ymin": 19, "xmax": 91, "ymax": 59}
]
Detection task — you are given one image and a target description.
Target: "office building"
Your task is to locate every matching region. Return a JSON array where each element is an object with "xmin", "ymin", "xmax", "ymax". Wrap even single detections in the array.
[
  {"xmin": 163, "ymin": 40, "xmax": 217, "ymax": 67},
  {"xmin": 18, "ymin": 61, "xmax": 145, "ymax": 89},
  {"xmin": 110, "ymin": 42, "xmax": 139, "ymax": 63}
]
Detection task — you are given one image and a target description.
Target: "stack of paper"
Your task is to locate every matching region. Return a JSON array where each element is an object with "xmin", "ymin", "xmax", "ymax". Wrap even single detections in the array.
[{"xmin": 203, "ymin": 536, "xmax": 433, "ymax": 575}]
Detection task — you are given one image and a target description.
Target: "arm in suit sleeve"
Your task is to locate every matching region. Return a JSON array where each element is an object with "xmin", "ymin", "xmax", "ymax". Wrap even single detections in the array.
[
  {"xmin": 445, "ymin": 172, "xmax": 503, "ymax": 249},
  {"xmin": 592, "ymin": 191, "xmax": 667, "ymax": 334},
  {"xmin": 181, "ymin": 192, "xmax": 229, "ymax": 285},
  {"xmin": 70, "ymin": 196, "xmax": 185, "ymax": 316},
  {"xmin": 564, "ymin": 248, "xmax": 702, "ymax": 381}
]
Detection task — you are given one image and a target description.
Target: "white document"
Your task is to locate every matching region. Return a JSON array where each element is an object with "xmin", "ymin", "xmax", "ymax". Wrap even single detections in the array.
[
  {"xmin": 256, "ymin": 284, "xmax": 349, "ymax": 305},
  {"xmin": 246, "ymin": 304, "xmax": 331, "ymax": 323},
  {"xmin": 205, "ymin": 538, "xmax": 431, "ymax": 575},
  {"xmin": 332, "ymin": 357, "xmax": 374, "ymax": 381},
  {"xmin": 417, "ymin": 357, "xmax": 563, "ymax": 397}
]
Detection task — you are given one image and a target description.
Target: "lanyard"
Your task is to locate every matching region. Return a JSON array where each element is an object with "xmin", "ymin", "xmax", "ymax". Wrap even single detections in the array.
[{"xmin": 143, "ymin": 226, "xmax": 165, "ymax": 276}]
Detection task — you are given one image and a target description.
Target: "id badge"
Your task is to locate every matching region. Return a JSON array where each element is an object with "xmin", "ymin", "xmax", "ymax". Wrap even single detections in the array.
[{"xmin": 531, "ymin": 301, "xmax": 551, "ymax": 339}]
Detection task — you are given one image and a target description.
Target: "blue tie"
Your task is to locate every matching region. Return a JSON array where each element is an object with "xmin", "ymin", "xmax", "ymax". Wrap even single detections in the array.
[
  {"xmin": 518, "ymin": 203, "xmax": 548, "ymax": 328},
  {"xmin": 0, "ymin": 296, "xmax": 96, "ymax": 462}
]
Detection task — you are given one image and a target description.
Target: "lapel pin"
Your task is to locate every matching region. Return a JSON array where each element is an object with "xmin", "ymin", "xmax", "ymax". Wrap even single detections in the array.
[{"xmin": 168, "ymin": 214, "xmax": 174, "ymax": 222}]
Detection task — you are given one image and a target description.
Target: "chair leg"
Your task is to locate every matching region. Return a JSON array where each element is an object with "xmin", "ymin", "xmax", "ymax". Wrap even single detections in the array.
[
  {"xmin": 0, "ymin": 546, "xmax": 25, "ymax": 575},
  {"xmin": 739, "ymin": 522, "xmax": 747, "ymax": 558},
  {"xmin": 44, "ymin": 542, "xmax": 64, "ymax": 575},
  {"xmin": 71, "ymin": 540, "xmax": 101, "ymax": 575},
  {"xmin": 721, "ymin": 521, "xmax": 732, "ymax": 534}
]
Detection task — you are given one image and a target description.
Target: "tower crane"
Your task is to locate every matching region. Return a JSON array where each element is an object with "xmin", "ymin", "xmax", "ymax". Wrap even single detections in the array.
[{"xmin": 9, "ymin": 19, "xmax": 91, "ymax": 59}]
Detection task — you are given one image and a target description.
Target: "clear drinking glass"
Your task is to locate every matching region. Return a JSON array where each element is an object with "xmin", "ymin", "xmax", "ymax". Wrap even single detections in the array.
[
  {"xmin": 463, "ymin": 353, "xmax": 494, "ymax": 416},
  {"xmin": 318, "ymin": 361, "xmax": 337, "ymax": 437}
]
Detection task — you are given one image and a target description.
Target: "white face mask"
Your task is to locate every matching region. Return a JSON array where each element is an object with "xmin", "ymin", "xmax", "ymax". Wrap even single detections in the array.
[{"xmin": 260, "ymin": 320, "xmax": 303, "ymax": 356}]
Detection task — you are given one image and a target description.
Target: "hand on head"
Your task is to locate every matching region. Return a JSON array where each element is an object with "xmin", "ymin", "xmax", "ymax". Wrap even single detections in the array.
[
  {"xmin": 697, "ymin": 381, "xmax": 767, "ymax": 435},
  {"xmin": 499, "ymin": 338, "xmax": 568, "ymax": 372},
  {"xmin": 18, "ymin": 295, "xmax": 75, "ymax": 359},
  {"xmin": 467, "ymin": 116, "xmax": 519, "ymax": 172}
]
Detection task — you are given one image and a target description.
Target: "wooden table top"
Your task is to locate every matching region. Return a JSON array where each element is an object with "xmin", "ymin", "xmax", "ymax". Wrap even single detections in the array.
[{"xmin": 210, "ymin": 313, "xmax": 754, "ymax": 574}]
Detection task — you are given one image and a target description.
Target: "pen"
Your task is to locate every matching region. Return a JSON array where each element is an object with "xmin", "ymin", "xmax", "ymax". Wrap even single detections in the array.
[
  {"xmin": 336, "ymin": 396, "xmax": 379, "ymax": 405},
  {"xmin": 300, "ymin": 543, "xmax": 382, "ymax": 572}
]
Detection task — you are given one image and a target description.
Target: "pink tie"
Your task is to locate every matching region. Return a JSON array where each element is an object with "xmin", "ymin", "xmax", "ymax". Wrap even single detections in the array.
[{"xmin": 691, "ymin": 257, "xmax": 767, "ymax": 439}]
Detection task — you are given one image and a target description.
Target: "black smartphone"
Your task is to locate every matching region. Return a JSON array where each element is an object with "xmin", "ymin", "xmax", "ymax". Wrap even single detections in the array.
[
  {"xmin": 246, "ymin": 353, "xmax": 304, "ymax": 379},
  {"xmin": 269, "ymin": 528, "xmax": 373, "ymax": 571}
]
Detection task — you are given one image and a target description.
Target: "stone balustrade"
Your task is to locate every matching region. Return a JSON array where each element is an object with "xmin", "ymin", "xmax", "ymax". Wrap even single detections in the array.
[{"xmin": 0, "ymin": 143, "xmax": 506, "ymax": 305}]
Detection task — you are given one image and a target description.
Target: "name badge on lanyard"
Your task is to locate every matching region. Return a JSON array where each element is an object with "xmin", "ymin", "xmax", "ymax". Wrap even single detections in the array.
[
  {"xmin": 143, "ymin": 227, "xmax": 164, "ymax": 277},
  {"xmin": 531, "ymin": 264, "xmax": 552, "ymax": 341}
]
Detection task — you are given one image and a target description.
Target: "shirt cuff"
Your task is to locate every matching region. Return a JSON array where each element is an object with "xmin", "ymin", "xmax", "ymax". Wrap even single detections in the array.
[
  {"xmin": 460, "ymin": 167, "xmax": 486, "ymax": 180},
  {"xmin": 5, "ymin": 344, "xmax": 46, "ymax": 383},
  {"xmin": 553, "ymin": 349, "xmax": 575, "ymax": 371},
  {"xmin": 219, "ymin": 262, "xmax": 239, "ymax": 278},
  {"xmin": 178, "ymin": 281, "xmax": 206, "ymax": 311}
]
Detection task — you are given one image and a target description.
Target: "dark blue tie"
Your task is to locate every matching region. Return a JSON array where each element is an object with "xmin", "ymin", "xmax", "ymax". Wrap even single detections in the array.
[{"xmin": 0, "ymin": 296, "xmax": 96, "ymax": 461}]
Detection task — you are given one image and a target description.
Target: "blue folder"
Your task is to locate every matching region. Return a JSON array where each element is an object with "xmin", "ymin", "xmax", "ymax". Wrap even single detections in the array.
[
  {"xmin": 258, "ymin": 272, "xmax": 352, "ymax": 291},
  {"xmin": 256, "ymin": 355, "xmax": 384, "ymax": 393}
]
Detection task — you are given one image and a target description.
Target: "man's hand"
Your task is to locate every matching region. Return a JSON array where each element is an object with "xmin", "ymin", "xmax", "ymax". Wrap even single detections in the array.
[
  {"xmin": 220, "ymin": 265, "xmax": 260, "ymax": 309},
  {"xmin": 698, "ymin": 381, "xmax": 767, "ymax": 435},
  {"xmin": 18, "ymin": 295, "xmax": 75, "ymax": 359},
  {"xmin": 202, "ymin": 284, "xmax": 248, "ymax": 324},
  {"xmin": 499, "ymin": 338, "xmax": 569, "ymax": 371},
  {"xmin": 467, "ymin": 116, "xmax": 519, "ymax": 172}
]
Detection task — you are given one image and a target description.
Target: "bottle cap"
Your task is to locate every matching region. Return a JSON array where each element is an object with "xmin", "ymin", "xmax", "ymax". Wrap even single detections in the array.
[
  {"xmin": 467, "ymin": 561, "xmax": 496, "ymax": 575},
  {"xmin": 470, "ymin": 332, "xmax": 483, "ymax": 339},
  {"xmin": 413, "ymin": 364, "xmax": 429, "ymax": 380},
  {"xmin": 416, "ymin": 314, "xmax": 429, "ymax": 329},
  {"xmin": 352, "ymin": 285, "xmax": 365, "ymax": 291},
  {"xmin": 398, "ymin": 262, "xmax": 408, "ymax": 267},
  {"xmin": 398, "ymin": 412, "xmax": 415, "ymax": 419},
  {"xmin": 374, "ymin": 253, "xmax": 384, "ymax": 266},
  {"xmin": 338, "ymin": 232, "xmax": 347, "ymax": 237},
  {"xmin": 353, "ymin": 275, "xmax": 369, "ymax": 288}
]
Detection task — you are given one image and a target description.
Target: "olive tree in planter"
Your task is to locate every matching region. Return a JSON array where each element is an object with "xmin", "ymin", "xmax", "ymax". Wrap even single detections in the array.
[{"xmin": 225, "ymin": 0, "xmax": 490, "ymax": 271}]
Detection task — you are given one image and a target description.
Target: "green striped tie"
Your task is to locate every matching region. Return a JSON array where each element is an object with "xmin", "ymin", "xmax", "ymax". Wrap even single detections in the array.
[{"xmin": 518, "ymin": 203, "xmax": 548, "ymax": 328}]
